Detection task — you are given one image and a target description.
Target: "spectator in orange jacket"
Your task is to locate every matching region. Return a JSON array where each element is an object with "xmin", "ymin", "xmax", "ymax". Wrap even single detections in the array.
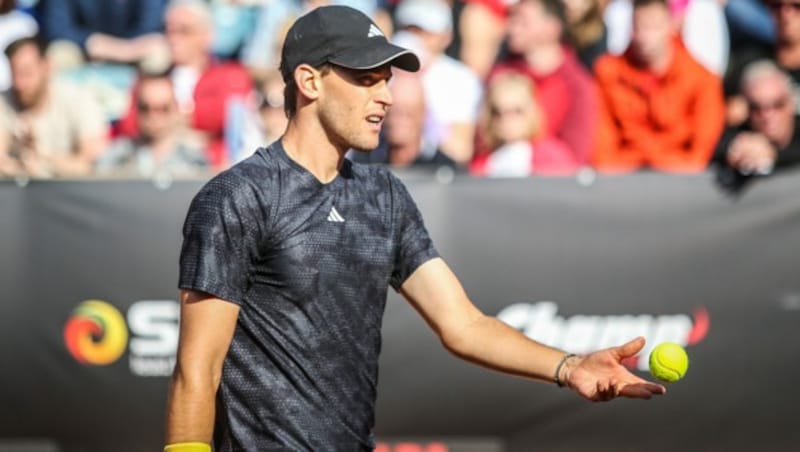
[{"xmin": 592, "ymin": 0, "xmax": 725, "ymax": 173}]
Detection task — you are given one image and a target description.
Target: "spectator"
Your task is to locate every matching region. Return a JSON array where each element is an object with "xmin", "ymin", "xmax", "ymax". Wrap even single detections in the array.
[
  {"xmin": 96, "ymin": 73, "xmax": 209, "ymax": 179},
  {"xmin": 491, "ymin": 0, "xmax": 597, "ymax": 168},
  {"xmin": 118, "ymin": 0, "xmax": 254, "ymax": 170},
  {"xmin": 0, "ymin": 0, "xmax": 38, "ymax": 91},
  {"xmin": 458, "ymin": 0, "xmax": 509, "ymax": 78},
  {"xmin": 593, "ymin": 0, "xmax": 724, "ymax": 173},
  {"xmin": 0, "ymin": 36, "xmax": 108, "ymax": 178},
  {"xmin": 238, "ymin": 68, "xmax": 290, "ymax": 160},
  {"xmin": 40, "ymin": 0, "xmax": 168, "ymax": 68},
  {"xmin": 394, "ymin": 0, "xmax": 482, "ymax": 165},
  {"xmin": 382, "ymin": 72, "xmax": 435, "ymax": 167},
  {"xmin": 471, "ymin": 71, "xmax": 576, "ymax": 177},
  {"xmin": 561, "ymin": 0, "xmax": 609, "ymax": 70},
  {"xmin": 725, "ymin": 0, "xmax": 800, "ymax": 126},
  {"xmin": 605, "ymin": 0, "xmax": 729, "ymax": 76},
  {"xmin": 714, "ymin": 60, "xmax": 800, "ymax": 190}
]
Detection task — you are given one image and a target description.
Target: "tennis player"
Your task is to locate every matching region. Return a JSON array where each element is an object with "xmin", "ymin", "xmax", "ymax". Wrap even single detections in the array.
[{"xmin": 164, "ymin": 6, "xmax": 666, "ymax": 452}]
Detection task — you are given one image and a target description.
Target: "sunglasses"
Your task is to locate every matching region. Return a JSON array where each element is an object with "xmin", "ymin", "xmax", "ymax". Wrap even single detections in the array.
[
  {"xmin": 137, "ymin": 102, "xmax": 173, "ymax": 114},
  {"xmin": 766, "ymin": 1, "xmax": 800, "ymax": 13},
  {"xmin": 747, "ymin": 96, "xmax": 791, "ymax": 114},
  {"xmin": 490, "ymin": 105, "xmax": 527, "ymax": 118}
]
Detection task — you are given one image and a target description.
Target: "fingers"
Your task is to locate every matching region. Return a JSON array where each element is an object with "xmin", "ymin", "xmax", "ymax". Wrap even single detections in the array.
[
  {"xmin": 619, "ymin": 382, "xmax": 666, "ymax": 399},
  {"xmin": 616, "ymin": 336, "xmax": 646, "ymax": 359}
]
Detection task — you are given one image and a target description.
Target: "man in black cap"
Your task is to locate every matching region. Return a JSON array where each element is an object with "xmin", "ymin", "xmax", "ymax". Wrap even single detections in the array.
[{"xmin": 164, "ymin": 6, "xmax": 666, "ymax": 452}]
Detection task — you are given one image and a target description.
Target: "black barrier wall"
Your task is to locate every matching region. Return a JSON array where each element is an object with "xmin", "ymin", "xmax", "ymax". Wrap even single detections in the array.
[{"xmin": 1, "ymin": 171, "xmax": 800, "ymax": 452}]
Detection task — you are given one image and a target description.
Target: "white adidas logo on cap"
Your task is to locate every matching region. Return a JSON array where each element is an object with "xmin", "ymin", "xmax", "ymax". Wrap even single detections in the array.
[{"xmin": 367, "ymin": 24, "xmax": 384, "ymax": 38}]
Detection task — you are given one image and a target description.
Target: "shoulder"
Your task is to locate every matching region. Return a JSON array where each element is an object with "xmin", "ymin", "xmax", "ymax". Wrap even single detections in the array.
[
  {"xmin": 676, "ymin": 45, "xmax": 721, "ymax": 85},
  {"xmin": 0, "ymin": 91, "xmax": 15, "ymax": 123},
  {"xmin": 202, "ymin": 61, "xmax": 253, "ymax": 85},
  {"xmin": 558, "ymin": 50, "xmax": 595, "ymax": 89},
  {"xmin": 593, "ymin": 53, "xmax": 627, "ymax": 80},
  {"xmin": 193, "ymin": 149, "xmax": 276, "ymax": 206},
  {"xmin": 49, "ymin": 80, "xmax": 104, "ymax": 115},
  {"xmin": 348, "ymin": 158, "xmax": 395, "ymax": 186},
  {"xmin": 347, "ymin": 159, "xmax": 411, "ymax": 200},
  {"xmin": 431, "ymin": 56, "xmax": 479, "ymax": 82}
]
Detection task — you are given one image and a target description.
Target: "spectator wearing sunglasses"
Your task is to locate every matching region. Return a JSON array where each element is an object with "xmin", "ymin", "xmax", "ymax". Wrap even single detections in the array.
[
  {"xmin": 714, "ymin": 60, "xmax": 800, "ymax": 189},
  {"xmin": 96, "ymin": 73, "xmax": 209, "ymax": 179},
  {"xmin": 724, "ymin": 0, "xmax": 800, "ymax": 125}
]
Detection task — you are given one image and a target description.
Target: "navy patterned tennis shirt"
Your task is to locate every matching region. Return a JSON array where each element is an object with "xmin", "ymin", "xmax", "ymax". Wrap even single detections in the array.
[{"xmin": 179, "ymin": 141, "xmax": 439, "ymax": 451}]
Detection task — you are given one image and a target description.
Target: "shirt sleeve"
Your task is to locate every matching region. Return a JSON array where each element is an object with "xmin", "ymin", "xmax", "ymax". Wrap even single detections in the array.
[
  {"xmin": 178, "ymin": 171, "xmax": 268, "ymax": 305},
  {"xmin": 389, "ymin": 174, "xmax": 439, "ymax": 290}
]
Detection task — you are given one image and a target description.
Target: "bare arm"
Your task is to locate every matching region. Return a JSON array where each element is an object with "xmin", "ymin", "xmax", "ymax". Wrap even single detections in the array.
[
  {"xmin": 85, "ymin": 33, "xmax": 167, "ymax": 63},
  {"xmin": 400, "ymin": 258, "xmax": 666, "ymax": 401},
  {"xmin": 438, "ymin": 122, "xmax": 476, "ymax": 166},
  {"xmin": 165, "ymin": 290, "xmax": 240, "ymax": 444}
]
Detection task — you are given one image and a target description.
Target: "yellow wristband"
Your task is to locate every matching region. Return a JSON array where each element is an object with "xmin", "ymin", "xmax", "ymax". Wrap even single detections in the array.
[{"xmin": 163, "ymin": 442, "xmax": 211, "ymax": 452}]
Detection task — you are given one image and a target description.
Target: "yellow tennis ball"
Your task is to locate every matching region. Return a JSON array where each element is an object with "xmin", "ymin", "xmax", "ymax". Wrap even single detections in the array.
[{"xmin": 649, "ymin": 342, "xmax": 689, "ymax": 383}]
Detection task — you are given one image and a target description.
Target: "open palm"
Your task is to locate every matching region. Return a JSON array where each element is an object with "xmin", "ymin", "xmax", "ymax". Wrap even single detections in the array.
[{"xmin": 566, "ymin": 337, "xmax": 667, "ymax": 402}]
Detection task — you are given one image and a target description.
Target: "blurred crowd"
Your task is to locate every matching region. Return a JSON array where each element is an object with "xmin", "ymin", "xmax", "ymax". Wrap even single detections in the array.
[{"xmin": 1, "ymin": 0, "xmax": 800, "ymax": 189}]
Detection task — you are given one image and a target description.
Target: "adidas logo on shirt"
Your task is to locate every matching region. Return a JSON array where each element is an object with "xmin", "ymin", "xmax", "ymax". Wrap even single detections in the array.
[
  {"xmin": 327, "ymin": 206, "xmax": 345, "ymax": 223},
  {"xmin": 367, "ymin": 24, "xmax": 384, "ymax": 38}
]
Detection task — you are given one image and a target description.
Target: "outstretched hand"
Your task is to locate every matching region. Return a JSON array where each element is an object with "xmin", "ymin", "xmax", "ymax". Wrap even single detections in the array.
[{"xmin": 562, "ymin": 337, "xmax": 667, "ymax": 402}]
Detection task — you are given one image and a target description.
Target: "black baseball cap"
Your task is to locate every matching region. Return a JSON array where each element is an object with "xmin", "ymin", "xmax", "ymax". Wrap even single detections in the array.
[{"xmin": 279, "ymin": 5, "xmax": 420, "ymax": 82}]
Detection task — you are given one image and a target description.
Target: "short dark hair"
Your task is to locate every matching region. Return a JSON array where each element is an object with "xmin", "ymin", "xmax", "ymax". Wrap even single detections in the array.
[
  {"xmin": 633, "ymin": 0, "xmax": 669, "ymax": 10},
  {"xmin": 134, "ymin": 71, "xmax": 174, "ymax": 99},
  {"xmin": 521, "ymin": 0, "xmax": 568, "ymax": 27},
  {"xmin": 4, "ymin": 35, "xmax": 47, "ymax": 61},
  {"xmin": 283, "ymin": 63, "xmax": 332, "ymax": 119}
]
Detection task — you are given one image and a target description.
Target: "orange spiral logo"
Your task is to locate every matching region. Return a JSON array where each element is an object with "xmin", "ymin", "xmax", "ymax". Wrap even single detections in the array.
[{"xmin": 64, "ymin": 300, "xmax": 129, "ymax": 365}]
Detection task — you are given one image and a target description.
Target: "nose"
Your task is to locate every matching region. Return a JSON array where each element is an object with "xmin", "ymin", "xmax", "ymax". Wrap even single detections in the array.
[{"xmin": 375, "ymin": 81, "xmax": 393, "ymax": 109}]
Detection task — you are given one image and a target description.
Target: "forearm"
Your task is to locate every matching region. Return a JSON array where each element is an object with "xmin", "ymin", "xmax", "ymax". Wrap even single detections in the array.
[
  {"xmin": 439, "ymin": 123, "xmax": 475, "ymax": 165},
  {"xmin": 165, "ymin": 370, "xmax": 218, "ymax": 444},
  {"xmin": 85, "ymin": 33, "xmax": 137, "ymax": 62},
  {"xmin": 647, "ymin": 145, "xmax": 714, "ymax": 173},
  {"xmin": 443, "ymin": 313, "xmax": 567, "ymax": 384}
]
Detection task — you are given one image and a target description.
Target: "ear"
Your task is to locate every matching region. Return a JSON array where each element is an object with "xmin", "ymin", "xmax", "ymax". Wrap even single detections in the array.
[{"xmin": 294, "ymin": 64, "xmax": 323, "ymax": 103}]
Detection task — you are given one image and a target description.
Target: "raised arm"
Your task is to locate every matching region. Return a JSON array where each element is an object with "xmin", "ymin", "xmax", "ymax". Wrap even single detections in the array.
[
  {"xmin": 165, "ymin": 290, "xmax": 240, "ymax": 445},
  {"xmin": 400, "ymin": 258, "xmax": 666, "ymax": 401}
]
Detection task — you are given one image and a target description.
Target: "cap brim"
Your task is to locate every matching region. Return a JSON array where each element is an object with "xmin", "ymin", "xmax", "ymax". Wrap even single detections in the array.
[{"xmin": 329, "ymin": 42, "xmax": 420, "ymax": 73}]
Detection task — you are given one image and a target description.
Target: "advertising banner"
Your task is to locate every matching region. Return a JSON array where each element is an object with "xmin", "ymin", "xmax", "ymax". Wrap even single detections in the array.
[{"xmin": 1, "ymin": 171, "xmax": 799, "ymax": 451}]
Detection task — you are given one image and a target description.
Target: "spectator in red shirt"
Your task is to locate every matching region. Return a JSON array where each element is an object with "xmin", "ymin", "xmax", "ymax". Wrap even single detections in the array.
[
  {"xmin": 118, "ymin": 0, "xmax": 254, "ymax": 170},
  {"xmin": 490, "ymin": 0, "xmax": 598, "ymax": 168},
  {"xmin": 471, "ymin": 70, "xmax": 577, "ymax": 177}
]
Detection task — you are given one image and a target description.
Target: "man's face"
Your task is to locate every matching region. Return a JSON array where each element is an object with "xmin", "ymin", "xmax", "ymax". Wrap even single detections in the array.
[
  {"xmin": 630, "ymin": 2, "xmax": 672, "ymax": 65},
  {"xmin": 767, "ymin": 0, "xmax": 800, "ymax": 43},
  {"xmin": 745, "ymin": 74, "xmax": 796, "ymax": 144},
  {"xmin": 9, "ymin": 43, "xmax": 49, "ymax": 108},
  {"xmin": 165, "ymin": 6, "xmax": 212, "ymax": 65},
  {"xmin": 385, "ymin": 74, "xmax": 425, "ymax": 164},
  {"xmin": 507, "ymin": 1, "xmax": 561, "ymax": 54},
  {"xmin": 136, "ymin": 78, "xmax": 179, "ymax": 141},
  {"xmin": 316, "ymin": 64, "xmax": 393, "ymax": 152}
]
